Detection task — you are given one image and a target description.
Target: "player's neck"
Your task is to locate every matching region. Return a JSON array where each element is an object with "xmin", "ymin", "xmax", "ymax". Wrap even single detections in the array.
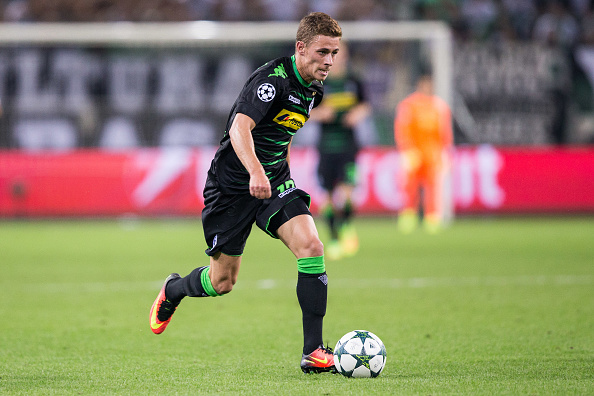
[{"xmin": 292, "ymin": 54, "xmax": 314, "ymax": 86}]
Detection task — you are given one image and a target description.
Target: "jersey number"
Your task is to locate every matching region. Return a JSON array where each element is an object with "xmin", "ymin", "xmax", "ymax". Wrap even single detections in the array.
[{"xmin": 276, "ymin": 179, "xmax": 295, "ymax": 194}]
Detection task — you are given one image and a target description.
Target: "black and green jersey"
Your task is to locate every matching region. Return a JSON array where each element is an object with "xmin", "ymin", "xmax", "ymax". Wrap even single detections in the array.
[
  {"xmin": 317, "ymin": 74, "xmax": 365, "ymax": 155},
  {"xmin": 208, "ymin": 55, "xmax": 323, "ymax": 194}
]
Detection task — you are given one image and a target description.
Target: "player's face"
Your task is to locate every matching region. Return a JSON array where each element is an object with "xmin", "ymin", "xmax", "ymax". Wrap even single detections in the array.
[{"xmin": 297, "ymin": 35, "xmax": 341, "ymax": 83}]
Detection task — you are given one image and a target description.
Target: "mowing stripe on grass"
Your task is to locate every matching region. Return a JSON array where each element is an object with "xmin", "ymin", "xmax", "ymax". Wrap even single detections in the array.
[{"xmin": 27, "ymin": 274, "xmax": 594, "ymax": 294}]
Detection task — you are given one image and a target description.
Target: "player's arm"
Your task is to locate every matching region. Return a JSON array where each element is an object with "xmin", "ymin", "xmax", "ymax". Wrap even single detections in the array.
[
  {"xmin": 229, "ymin": 113, "xmax": 271, "ymax": 199},
  {"xmin": 309, "ymin": 104, "xmax": 336, "ymax": 123},
  {"xmin": 344, "ymin": 78, "xmax": 371, "ymax": 127},
  {"xmin": 343, "ymin": 102, "xmax": 371, "ymax": 128}
]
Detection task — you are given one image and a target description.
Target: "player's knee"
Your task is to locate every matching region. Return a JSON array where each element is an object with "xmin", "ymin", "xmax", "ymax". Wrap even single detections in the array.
[
  {"xmin": 212, "ymin": 276, "xmax": 235, "ymax": 295},
  {"xmin": 302, "ymin": 236, "xmax": 324, "ymax": 258}
]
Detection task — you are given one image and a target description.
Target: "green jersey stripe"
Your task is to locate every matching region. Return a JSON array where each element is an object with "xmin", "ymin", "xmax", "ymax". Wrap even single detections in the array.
[{"xmin": 261, "ymin": 158, "xmax": 286, "ymax": 166}]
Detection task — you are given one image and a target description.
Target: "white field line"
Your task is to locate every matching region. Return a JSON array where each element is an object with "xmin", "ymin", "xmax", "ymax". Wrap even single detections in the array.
[{"xmin": 31, "ymin": 274, "xmax": 594, "ymax": 294}]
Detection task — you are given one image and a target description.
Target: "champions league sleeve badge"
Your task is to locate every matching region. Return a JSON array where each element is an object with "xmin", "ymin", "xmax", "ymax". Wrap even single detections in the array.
[{"xmin": 257, "ymin": 83, "xmax": 276, "ymax": 102}]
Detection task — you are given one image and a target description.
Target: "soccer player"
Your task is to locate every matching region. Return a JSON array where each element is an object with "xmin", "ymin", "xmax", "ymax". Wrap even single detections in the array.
[
  {"xmin": 394, "ymin": 71, "xmax": 453, "ymax": 233},
  {"xmin": 149, "ymin": 12, "xmax": 342, "ymax": 374},
  {"xmin": 310, "ymin": 42, "xmax": 370, "ymax": 260}
]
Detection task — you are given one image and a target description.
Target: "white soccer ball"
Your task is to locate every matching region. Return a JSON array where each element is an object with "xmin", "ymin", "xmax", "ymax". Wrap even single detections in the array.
[{"xmin": 333, "ymin": 330, "xmax": 387, "ymax": 378}]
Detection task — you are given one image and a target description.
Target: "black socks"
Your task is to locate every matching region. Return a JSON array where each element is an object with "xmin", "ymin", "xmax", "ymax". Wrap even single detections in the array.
[{"xmin": 297, "ymin": 271, "xmax": 328, "ymax": 355}]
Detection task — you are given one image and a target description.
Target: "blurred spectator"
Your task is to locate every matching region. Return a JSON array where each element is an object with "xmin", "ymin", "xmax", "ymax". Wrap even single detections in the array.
[
  {"xmin": 415, "ymin": 0, "xmax": 462, "ymax": 24},
  {"xmin": 533, "ymin": 0, "xmax": 580, "ymax": 49},
  {"xmin": 573, "ymin": 0, "xmax": 594, "ymax": 114},
  {"xmin": 209, "ymin": 0, "xmax": 266, "ymax": 21},
  {"xmin": 502, "ymin": 0, "xmax": 538, "ymax": 40},
  {"xmin": 337, "ymin": 0, "xmax": 392, "ymax": 21},
  {"xmin": 260, "ymin": 0, "xmax": 308, "ymax": 21},
  {"xmin": 568, "ymin": 0, "xmax": 591, "ymax": 15},
  {"xmin": 415, "ymin": 0, "xmax": 468, "ymax": 39},
  {"xmin": 3, "ymin": 0, "xmax": 30, "ymax": 21},
  {"xmin": 307, "ymin": 0, "xmax": 340, "ymax": 17},
  {"xmin": 580, "ymin": 0, "xmax": 594, "ymax": 44},
  {"xmin": 460, "ymin": 0, "xmax": 499, "ymax": 41}
]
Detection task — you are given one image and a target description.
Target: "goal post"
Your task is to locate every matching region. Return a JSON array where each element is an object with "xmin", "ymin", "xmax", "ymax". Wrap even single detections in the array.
[{"xmin": 0, "ymin": 20, "xmax": 454, "ymax": 221}]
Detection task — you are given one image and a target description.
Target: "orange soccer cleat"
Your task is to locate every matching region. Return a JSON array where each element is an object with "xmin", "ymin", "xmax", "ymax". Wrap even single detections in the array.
[
  {"xmin": 300, "ymin": 345, "xmax": 337, "ymax": 374},
  {"xmin": 149, "ymin": 273, "xmax": 181, "ymax": 335}
]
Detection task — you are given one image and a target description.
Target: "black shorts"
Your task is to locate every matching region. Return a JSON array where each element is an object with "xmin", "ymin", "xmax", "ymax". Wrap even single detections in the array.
[
  {"xmin": 202, "ymin": 177, "xmax": 311, "ymax": 257},
  {"xmin": 317, "ymin": 151, "xmax": 357, "ymax": 191}
]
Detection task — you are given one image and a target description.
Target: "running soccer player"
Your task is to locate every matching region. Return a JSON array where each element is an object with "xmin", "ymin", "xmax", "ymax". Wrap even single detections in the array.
[
  {"xmin": 310, "ymin": 42, "xmax": 370, "ymax": 260},
  {"xmin": 150, "ymin": 12, "xmax": 342, "ymax": 374}
]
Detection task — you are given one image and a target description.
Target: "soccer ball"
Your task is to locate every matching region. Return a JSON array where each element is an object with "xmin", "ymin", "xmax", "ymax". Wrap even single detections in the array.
[{"xmin": 333, "ymin": 330, "xmax": 387, "ymax": 378}]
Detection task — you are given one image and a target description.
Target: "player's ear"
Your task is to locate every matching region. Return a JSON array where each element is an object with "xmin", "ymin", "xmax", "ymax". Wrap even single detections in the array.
[{"xmin": 296, "ymin": 41, "xmax": 306, "ymax": 56}]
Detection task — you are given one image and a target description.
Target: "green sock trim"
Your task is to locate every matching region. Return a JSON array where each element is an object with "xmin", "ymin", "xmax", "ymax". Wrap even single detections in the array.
[
  {"xmin": 201, "ymin": 267, "xmax": 222, "ymax": 297},
  {"xmin": 297, "ymin": 256, "xmax": 325, "ymax": 274}
]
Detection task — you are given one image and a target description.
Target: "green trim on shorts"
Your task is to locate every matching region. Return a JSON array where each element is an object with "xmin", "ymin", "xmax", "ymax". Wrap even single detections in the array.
[
  {"xmin": 263, "ymin": 196, "xmax": 303, "ymax": 238},
  {"xmin": 201, "ymin": 267, "xmax": 222, "ymax": 297},
  {"xmin": 297, "ymin": 256, "xmax": 325, "ymax": 274}
]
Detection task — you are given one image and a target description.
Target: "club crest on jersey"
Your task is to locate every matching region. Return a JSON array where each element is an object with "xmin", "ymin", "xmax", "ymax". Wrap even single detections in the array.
[
  {"xmin": 273, "ymin": 109, "xmax": 308, "ymax": 130},
  {"xmin": 257, "ymin": 83, "xmax": 276, "ymax": 102}
]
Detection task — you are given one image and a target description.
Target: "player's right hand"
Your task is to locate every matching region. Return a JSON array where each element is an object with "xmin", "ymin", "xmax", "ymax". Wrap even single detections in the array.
[{"xmin": 249, "ymin": 172, "xmax": 271, "ymax": 199}]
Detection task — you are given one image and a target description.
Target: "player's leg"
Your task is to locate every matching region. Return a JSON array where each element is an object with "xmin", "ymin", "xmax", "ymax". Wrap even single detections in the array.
[
  {"xmin": 275, "ymin": 212, "xmax": 334, "ymax": 372},
  {"xmin": 150, "ymin": 253, "xmax": 242, "ymax": 335},
  {"xmin": 320, "ymin": 190, "xmax": 342, "ymax": 261},
  {"xmin": 318, "ymin": 189, "xmax": 338, "ymax": 240},
  {"xmin": 335, "ymin": 159, "xmax": 358, "ymax": 256},
  {"xmin": 168, "ymin": 252, "xmax": 241, "ymax": 299},
  {"xmin": 422, "ymin": 161, "xmax": 443, "ymax": 233},
  {"xmin": 150, "ymin": 184, "xmax": 256, "ymax": 334},
  {"xmin": 398, "ymin": 169, "xmax": 420, "ymax": 233},
  {"xmin": 317, "ymin": 155, "xmax": 342, "ymax": 259}
]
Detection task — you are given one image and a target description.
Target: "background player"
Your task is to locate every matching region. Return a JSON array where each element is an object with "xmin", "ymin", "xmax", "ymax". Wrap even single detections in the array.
[
  {"xmin": 310, "ymin": 42, "xmax": 370, "ymax": 260},
  {"xmin": 394, "ymin": 71, "xmax": 453, "ymax": 233},
  {"xmin": 149, "ymin": 12, "xmax": 342, "ymax": 374}
]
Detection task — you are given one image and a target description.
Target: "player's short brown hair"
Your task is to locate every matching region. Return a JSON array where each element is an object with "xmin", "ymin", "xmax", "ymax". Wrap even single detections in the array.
[{"xmin": 296, "ymin": 12, "xmax": 342, "ymax": 46}]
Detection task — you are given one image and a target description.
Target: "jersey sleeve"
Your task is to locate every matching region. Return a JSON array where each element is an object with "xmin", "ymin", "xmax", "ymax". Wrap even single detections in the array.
[{"xmin": 235, "ymin": 72, "xmax": 281, "ymax": 125}]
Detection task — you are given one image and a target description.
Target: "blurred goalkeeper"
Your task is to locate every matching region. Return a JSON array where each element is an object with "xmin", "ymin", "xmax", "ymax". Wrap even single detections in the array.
[
  {"xmin": 149, "ymin": 12, "xmax": 342, "ymax": 374},
  {"xmin": 394, "ymin": 71, "xmax": 453, "ymax": 233}
]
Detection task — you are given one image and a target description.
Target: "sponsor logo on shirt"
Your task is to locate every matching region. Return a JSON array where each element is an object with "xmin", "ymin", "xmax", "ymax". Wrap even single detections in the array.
[
  {"xmin": 288, "ymin": 95, "xmax": 301, "ymax": 105},
  {"xmin": 273, "ymin": 109, "xmax": 308, "ymax": 130},
  {"xmin": 278, "ymin": 187, "xmax": 296, "ymax": 198}
]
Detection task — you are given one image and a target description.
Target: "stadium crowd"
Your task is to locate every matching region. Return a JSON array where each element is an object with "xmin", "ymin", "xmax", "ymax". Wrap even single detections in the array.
[
  {"xmin": 0, "ymin": 0, "xmax": 592, "ymax": 46},
  {"xmin": 0, "ymin": 0, "xmax": 593, "ymax": 146}
]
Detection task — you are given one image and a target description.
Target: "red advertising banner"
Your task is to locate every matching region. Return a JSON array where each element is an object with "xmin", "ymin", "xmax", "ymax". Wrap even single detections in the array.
[{"xmin": 1, "ymin": 146, "xmax": 593, "ymax": 217}]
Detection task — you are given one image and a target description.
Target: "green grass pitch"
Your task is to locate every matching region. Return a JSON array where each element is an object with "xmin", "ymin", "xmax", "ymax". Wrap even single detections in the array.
[{"xmin": 1, "ymin": 216, "xmax": 593, "ymax": 395}]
